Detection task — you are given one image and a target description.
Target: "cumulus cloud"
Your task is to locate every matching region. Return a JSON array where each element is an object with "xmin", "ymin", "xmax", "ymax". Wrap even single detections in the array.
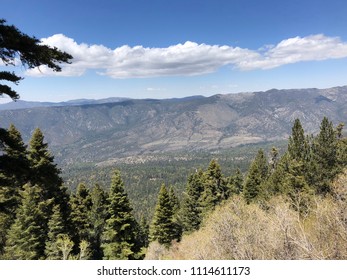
[
  {"xmin": 26, "ymin": 34, "xmax": 347, "ymax": 78},
  {"xmin": 239, "ymin": 34, "xmax": 347, "ymax": 70}
]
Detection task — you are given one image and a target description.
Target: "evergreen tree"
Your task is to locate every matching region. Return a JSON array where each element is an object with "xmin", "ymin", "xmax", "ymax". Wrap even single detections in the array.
[
  {"xmin": 312, "ymin": 117, "xmax": 339, "ymax": 194},
  {"xmin": 168, "ymin": 186, "xmax": 182, "ymax": 242},
  {"xmin": 335, "ymin": 122, "xmax": 346, "ymax": 167},
  {"xmin": 0, "ymin": 125, "xmax": 31, "ymax": 250},
  {"xmin": 139, "ymin": 216, "xmax": 150, "ymax": 248},
  {"xmin": 243, "ymin": 149, "xmax": 269, "ymax": 203},
  {"xmin": 150, "ymin": 184, "xmax": 177, "ymax": 247},
  {"xmin": 227, "ymin": 168, "xmax": 244, "ymax": 195},
  {"xmin": 89, "ymin": 184, "xmax": 107, "ymax": 259},
  {"xmin": 4, "ymin": 184, "xmax": 46, "ymax": 259},
  {"xmin": 0, "ymin": 125, "xmax": 30, "ymax": 254},
  {"xmin": 27, "ymin": 128, "xmax": 71, "ymax": 239},
  {"xmin": 102, "ymin": 170, "xmax": 142, "ymax": 259},
  {"xmin": 0, "ymin": 124, "xmax": 30, "ymax": 185},
  {"xmin": 45, "ymin": 204, "xmax": 66, "ymax": 259},
  {"xmin": 70, "ymin": 183, "xmax": 92, "ymax": 247},
  {"xmin": 282, "ymin": 159, "xmax": 314, "ymax": 214},
  {"xmin": 28, "ymin": 128, "xmax": 63, "ymax": 196},
  {"xmin": 265, "ymin": 152, "xmax": 290, "ymax": 196},
  {"xmin": 288, "ymin": 119, "xmax": 310, "ymax": 162},
  {"xmin": 201, "ymin": 159, "xmax": 228, "ymax": 212},
  {"xmin": 181, "ymin": 170, "xmax": 204, "ymax": 233}
]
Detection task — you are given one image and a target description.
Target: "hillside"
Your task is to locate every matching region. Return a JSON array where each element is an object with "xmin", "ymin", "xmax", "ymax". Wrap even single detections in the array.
[{"xmin": 0, "ymin": 86, "xmax": 346, "ymax": 167}]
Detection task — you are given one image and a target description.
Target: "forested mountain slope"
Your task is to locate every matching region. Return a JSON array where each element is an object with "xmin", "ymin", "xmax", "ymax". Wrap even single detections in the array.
[{"xmin": 0, "ymin": 86, "xmax": 346, "ymax": 166}]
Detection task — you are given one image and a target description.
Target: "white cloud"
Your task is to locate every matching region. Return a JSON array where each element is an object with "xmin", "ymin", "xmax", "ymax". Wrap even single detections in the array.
[
  {"xmin": 25, "ymin": 34, "xmax": 347, "ymax": 78},
  {"xmin": 239, "ymin": 34, "xmax": 347, "ymax": 70},
  {"xmin": 146, "ymin": 87, "xmax": 166, "ymax": 91}
]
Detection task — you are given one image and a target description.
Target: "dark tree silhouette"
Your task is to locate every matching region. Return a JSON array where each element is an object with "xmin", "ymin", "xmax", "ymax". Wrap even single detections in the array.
[{"xmin": 0, "ymin": 18, "xmax": 72, "ymax": 100}]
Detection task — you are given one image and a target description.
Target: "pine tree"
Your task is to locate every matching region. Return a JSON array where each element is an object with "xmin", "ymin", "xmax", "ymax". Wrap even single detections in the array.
[
  {"xmin": 102, "ymin": 170, "xmax": 141, "ymax": 259},
  {"xmin": 181, "ymin": 170, "xmax": 204, "ymax": 233},
  {"xmin": 89, "ymin": 184, "xmax": 107, "ymax": 259},
  {"xmin": 150, "ymin": 184, "xmax": 177, "ymax": 247},
  {"xmin": 283, "ymin": 159, "xmax": 314, "ymax": 214},
  {"xmin": 45, "ymin": 204, "xmax": 66, "ymax": 259},
  {"xmin": 27, "ymin": 128, "xmax": 71, "ymax": 241},
  {"xmin": 28, "ymin": 128, "xmax": 63, "ymax": 197},
  {"xmin": 4, "ymin": 184, "xmax": 46, "ymax": 259},
  {"xmin": 0, "ymin": 124, "xmax": 30, "ymax": 185},
  {"xmin": 70, "ymin": 183, "xmax": 92, "ymax": 247},
  {"xmin": 201, "ymin": 159, "xmax": 228, "ymax": 212},
  {"xmin": 288, "ymin": 119, "xmax": 310, "ymax": 162},
  {"xmin": 312, "ymin": 117, "xmax": 339, "ymax": 194},
  {"xmin": 0, "ymin": 124, "xmax": 30, "ymax": 252},
  {"xmin": 265, "ymin": 152, "xmax": 290, "ymax": 196},
  {"xmin": 227, "ymin": 168, "xmax": 244, "ymax": 195},
  {"xmin": 243, "ymin": 149, "xmax": 269, "ymax": 204},
  {"xmin": 139, "ymin": 216, "xmax": 150, "ymax": 248},
  {"xmin": 168, "ymin": 186, "xmax": 182, "ymax": 242}
]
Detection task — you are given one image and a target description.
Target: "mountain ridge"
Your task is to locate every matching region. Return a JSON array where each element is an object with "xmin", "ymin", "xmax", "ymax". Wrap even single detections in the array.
[
  {"xmin": 0, "ymin": 97, "xmax": 131, "ymax": 111},
  {"xmin": 0, "ymin": 86, "xmax": 346, "ymax": 166}
]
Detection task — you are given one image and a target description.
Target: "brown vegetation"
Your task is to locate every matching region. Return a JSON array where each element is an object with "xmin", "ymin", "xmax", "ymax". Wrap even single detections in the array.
[{"xmin": 146, "ymin": 170, "xmax": 347, "ymax": 260}]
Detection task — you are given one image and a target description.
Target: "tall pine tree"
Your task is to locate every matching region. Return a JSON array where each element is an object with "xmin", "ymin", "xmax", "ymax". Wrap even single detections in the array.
[
  {"xmin": 70, "ymin": 183, "xmax": 93, "ymax": 254},
  {"xmin": 150, "ymin": 184, "xmax": 177, "ymax": 247},
  {"xmin": 0, "ymin": 124, "xmax": 30, "ymax": 254},
  {"xmin": 45, "ymin": 204, "xmax": 67, "ymax": 259},
  {"xmin": 181, "ymin": 170, "xmax": 205, "ymax": 233},
  {"xmin": 89, "ymin": 184, "xmax": 107, "ymax": 260},
  {"xmin": 201, "ymin": 159, "xmax": 228, "ymax": 212},
  {"xmin": 27, "ymin": 128, "xmax": 71, "ymax": 240},
  {"xmin": 243, "ymin": 149, "xmax": 269, "ymax": 204},
  {"xmin": 102, "ymin": 170, "xmax": 142, "ymax": 259},
  {"xmin": 4, "ymin": 184, "xmax": 46, "ymax": 259},
  {"xmin": 312, "ymin": 117, "xmax": 339, "ymax": 194}
]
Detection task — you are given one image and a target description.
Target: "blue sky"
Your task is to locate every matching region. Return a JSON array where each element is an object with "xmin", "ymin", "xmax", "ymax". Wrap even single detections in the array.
[{"xmin": 1, "ymin": 0, "xmax": 347, "ymax": 102}]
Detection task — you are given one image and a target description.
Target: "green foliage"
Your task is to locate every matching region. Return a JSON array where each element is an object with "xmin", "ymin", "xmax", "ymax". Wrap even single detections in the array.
[
  {"xmin": 288, "ymin": 119, "xmax": 310, "ymax": 162},
  {"xmin": 4, "ymin": 184, "xmax": 46, "ymax": 259},
  {"xmin": 55, "ymin": 234, "xmax": 74, "ymax": 260},
  {"xmin": 200, "ymin": 160, "xmax": 227, "ymax": 211},
  {"xmin": 28, "ymin": 128, "xmax": 71, "ymax": 234},
  {"xmin": 311, "ymin": 117, "xmax": 340, "ymax": 194},
  {"xmin": 150, "ymin": 184, "xmax": 178, "ymax": 247},
  {"xmin": 0, "ymin": 124, "xmax": 30, "ymax": 184},
  {"xmin": 28, "ymin": 128, "xmax": 63, "ymax": 192},
  {"xmin": 45, "ymin": 205, "xmax": 66, "ymax": 259},
  {"xmin": 102, "ymin": 170, "xmax": 142, "ymax": 259},
  {"xmin": 0, "ymin": 125, "xmax": 30, "ymax": 229},
  {"xmin": 70, "ymin": 183, "xmax": 92, "ymax": 252},
  {"xmin": 0, "ymin": 18, "xmax": 72, "ymax": 99},
  {"xmin": 89, "ymin": 184, "xmax": 108, "ymax": 259},
  {"xmin": 243, "ymin": 149, "xmax": 269, "ymax": 203},
  {"xmin": 180, "ymin": 170, "xmax": 205, "ymax": 233},
  {"xmin": 227, "ymin": 168, "xmax": 244, "ymax": 195}
]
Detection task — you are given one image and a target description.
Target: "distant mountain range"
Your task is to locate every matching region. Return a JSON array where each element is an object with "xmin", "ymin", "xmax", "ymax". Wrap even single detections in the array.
[
  {"xmin": 0, "ymin": 97, "xmax": 130, "ymax": 111},
  {"xmin": 0, "ymin": 86, "xmax": 346, "ymax": 166}
]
